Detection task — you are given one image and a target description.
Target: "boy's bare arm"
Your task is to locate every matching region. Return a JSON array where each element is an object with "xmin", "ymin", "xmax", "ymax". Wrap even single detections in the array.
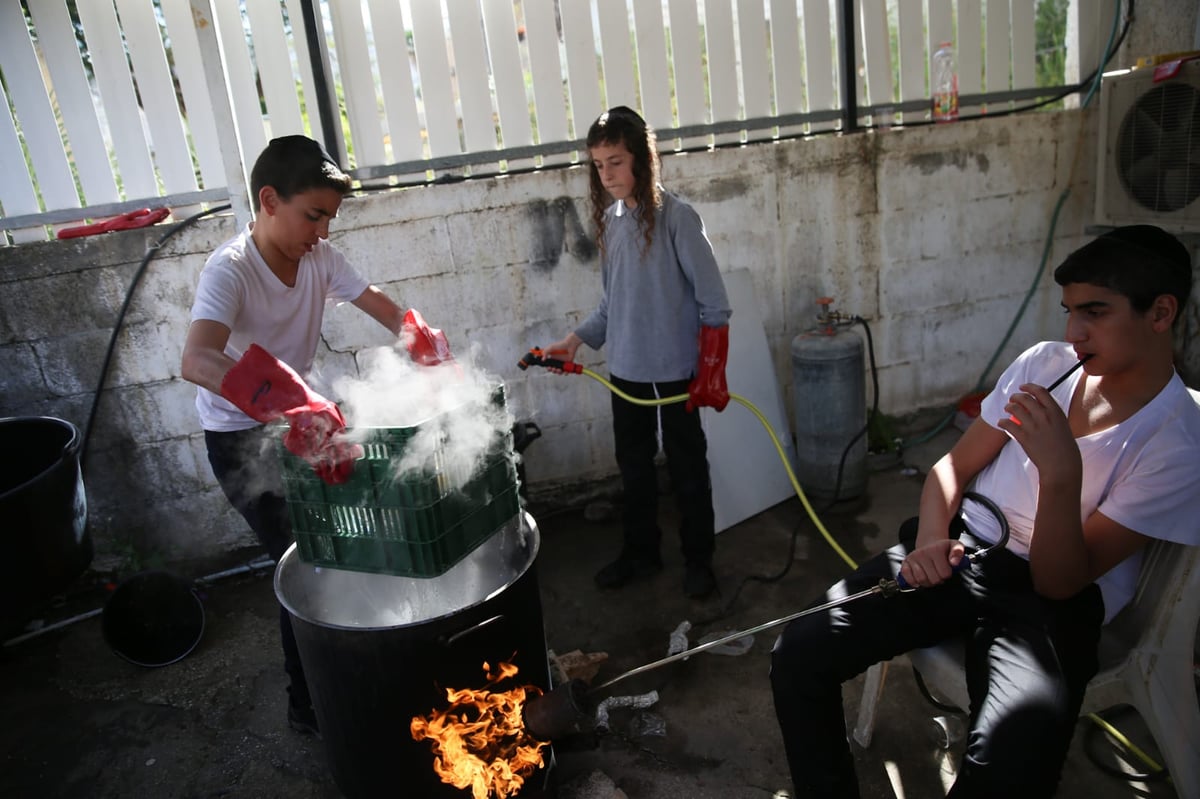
[
  {"xmin": 181, "ymin": 319, "xmax": 236, "ymax": 394},
  {"xmin": 899, "ymin": 419, "xmax": 1007, "ymax": 588},
  {"xmin": 352, "ymin": 285, "xmax": 406, "ymax": 337},
  {"xmin": 1002, "ymin": 382, "xmax": 1151, "ymax": 597}
]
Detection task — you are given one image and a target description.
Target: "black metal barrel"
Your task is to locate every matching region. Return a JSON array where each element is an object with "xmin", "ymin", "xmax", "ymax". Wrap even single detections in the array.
[
  {"xmin": 275, "ymin": 512, "xmax": 552, "ymax": 799},
  {"xmin": 0, "ymin": 416, "xmax": 92, "ymax": 637}
]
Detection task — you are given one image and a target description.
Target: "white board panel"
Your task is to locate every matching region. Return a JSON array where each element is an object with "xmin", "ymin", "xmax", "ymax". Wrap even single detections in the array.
[
  {"xmin": 704, "ymin": 0, "xmax": 740, "ymax": 144},
  {"xmin": 115, "ymin": 0, "xmax": 197, "ymax": 195},
  {"xmin": 769, "ymin": 0, "xmax": 804, "ymax": 138},
  {"xmin": 27, "ymin": 0, "xmax": 119, "ymax": 205},
  {"xmin": 409, "ymin": 0, "xmax": 460, "ymax": 159},
  {"xmin": 482, "ymin": 0, "xmax": 535, "ymax": 148},
  {"xmin": 801, "ymin": 0, "xmax": 836, "ymax": 132},
  {"xmin": 1011, "ymin": 0, "xmax": 1036, "ymax": 90},
  {"xmin": 737, "ymin": 0, "xmax": 772, "ymax": 136},
  {"xmin": 213, "ymin": 0, "xmax": 267, "ymax": 171},
  {"xmin": 0, "ymin": 78, "xmax": 45, "ymax": 242},
  {"xmin": 0, "ymin": 11, "xmax": 78, "ymax": 221},
  {"xmin": 852, "ymin": 0, "xmax": 867, "ymax": 124},
  {"xmin": 704, "ymin": 269, "xmax": 797, "ymax": 534},
  {"xmin": 895, "ymin": 0, "xmax": 925, "ymax": 124},
  {"xmin": 667, "ymin": 0, "xmax": 709, "ymax": 149},
  {"xmin": 447, "ymin": 1, "xmax": 497, "ymax": 157},
  {"xmin": 958, "ymin": 0, "xmax": 983, "ymax": 114},
  {"xmin": 668, "ymin": 0, "xmax": 706, "ymax": 126},
  {"xmin": 523, "ymin": 0, "xmax": 570, "ymax": 165},
  {"xmin": 631, "ymin": 0, "xmax": 673, "ymax": 133},
  {"xmin": 986, "ymin": 0, "xmax": 1011, "ymax": 96},
  {"xmin": 160, "ymin": 0, "xmax": 224, "ymax": 189},
  {"xmin": 560, "ymin": 0, "xmax": 604, "ymax": 140},
  {"xmin": 366, "ymin": 0, "xmax": 423, "ymax": 165},
  {"xmin": 189, "ymin": 0, "xmax": 251, "ymax": 225},
  {"xmin": 927, "ymin": 0, "xmax": 953, "ymax": 61},
  {"xmin": 328, "ymin": 0, "xmax": 386, "ymax": 166},
  {"xmin": 859, "ymin": 0, "xmax": 893, "ymax": 109},
  {"xmin": 73, "ymin": 0, "xmax": 158, "ymax": 198},
  {"xmin": 244, "ymin": 0, "xmax": 304, "ymax": 137},
  {"xmin": 596, "ymin": 0, "xmax": 638, "ymax": 109},
  {"xmin": 1065, "ymin": 0, "xmax": 1104, "ymax": 92}
]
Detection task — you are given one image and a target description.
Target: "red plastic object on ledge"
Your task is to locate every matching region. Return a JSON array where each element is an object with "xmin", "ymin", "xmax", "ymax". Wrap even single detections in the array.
[
  {"xmin": 57, "ymin": 207, "xmax": 171, "ymax": 239},
  {"xmin": 1153, "ymin": 55, "xmax": 1200, "ymax": 82}
]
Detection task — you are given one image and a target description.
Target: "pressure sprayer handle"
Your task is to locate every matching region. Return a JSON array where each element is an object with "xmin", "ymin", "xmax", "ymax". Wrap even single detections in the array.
[
  {"xmin": 894, "ymin": 491, "xmax": 1010, "ymax": 591},
  {"xmin": 894, "ymin": 556, "xmax": 969, "ymax": 591}
]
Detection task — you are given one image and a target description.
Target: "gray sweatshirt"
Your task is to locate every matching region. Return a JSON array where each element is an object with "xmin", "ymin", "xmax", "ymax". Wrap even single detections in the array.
[{"xmin": 575, "ymin": 192, "xmax": 731, "ymax": 383}]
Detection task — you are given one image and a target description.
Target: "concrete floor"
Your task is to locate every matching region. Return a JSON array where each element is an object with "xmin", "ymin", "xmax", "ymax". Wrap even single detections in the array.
[{"xmin": 0, "ymin": 424, "xmax": 1188, "ymax": 799}]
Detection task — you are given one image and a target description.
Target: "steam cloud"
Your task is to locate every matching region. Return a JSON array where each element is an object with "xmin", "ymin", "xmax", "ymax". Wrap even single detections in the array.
[{"xmin": 332, "ymin": 345, "xmax": 513, "ymax": 492}]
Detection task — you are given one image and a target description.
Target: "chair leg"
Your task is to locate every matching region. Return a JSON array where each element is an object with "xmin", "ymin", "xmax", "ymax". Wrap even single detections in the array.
[
  {"xmin": 852, "ymin": 661, "xmax": 889, "ymax": 748},
  {"xmin": 1126, "ymin": 655, "xmax": 1200, "ymax": 798}
]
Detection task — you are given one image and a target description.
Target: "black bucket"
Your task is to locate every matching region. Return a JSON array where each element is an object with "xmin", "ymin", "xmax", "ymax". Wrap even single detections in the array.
[
  {"xmin": 0, "ymin": 416, "xmax": 92, "ymax": 636},
  {"xmin": 102, "ymin": 571, "xmax": 205, "ymax": 667},
  {"xmin": 276, "ymin": 512, "xmax": 553, "ymax": 799}
]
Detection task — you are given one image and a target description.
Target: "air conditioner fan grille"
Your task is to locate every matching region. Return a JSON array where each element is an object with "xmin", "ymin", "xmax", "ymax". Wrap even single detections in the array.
[{"xmin": 1116, "ymin": 82, "xmax": 1200, "ymax": 213}]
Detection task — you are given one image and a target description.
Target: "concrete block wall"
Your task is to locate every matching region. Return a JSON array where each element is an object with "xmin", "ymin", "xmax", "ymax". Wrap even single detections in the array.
[{"xmin": 2, "ymin": 109, "xmax": 1197, "ymax": 567}]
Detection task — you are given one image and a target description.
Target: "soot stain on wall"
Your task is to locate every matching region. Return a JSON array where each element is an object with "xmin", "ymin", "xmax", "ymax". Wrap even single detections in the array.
[
  {"xmin": 527, "ymin": 197, "xmax": 597, "ymax": 271},
  {"xmin": 692, "ymin": 175, "xmax": 752, "ymax": 203},
  {"xmin": 909, "ymin": 151, "xmax": 990, "ymax": 176}
]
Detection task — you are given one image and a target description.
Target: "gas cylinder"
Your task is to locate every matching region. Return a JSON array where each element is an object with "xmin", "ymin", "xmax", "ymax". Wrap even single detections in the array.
[{"xmin": 790, "ymin": 298, "xmax": 867, "ymax": 504}]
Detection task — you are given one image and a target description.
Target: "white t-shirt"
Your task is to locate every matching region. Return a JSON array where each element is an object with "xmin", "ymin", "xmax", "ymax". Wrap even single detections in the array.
[
  {"xmin": 190, "ymin": 225, "xmax": 370, "ymax": 432},
  {"xmin": 961, "ymin": 341, "xmax": 1200, "ymax": 622}
]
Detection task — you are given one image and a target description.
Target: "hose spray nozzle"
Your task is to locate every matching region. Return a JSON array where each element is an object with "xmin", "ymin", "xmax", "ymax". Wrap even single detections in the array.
[{"xmin": 518, "ymin": 347, "xmax": 582, "ymax": 374}]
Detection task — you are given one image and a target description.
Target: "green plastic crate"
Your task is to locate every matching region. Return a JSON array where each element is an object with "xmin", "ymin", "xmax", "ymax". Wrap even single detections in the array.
[
  {"xmin": 290, "ymin": 484, "xmax": 521, "ymax": 578},
  {"xmin": 277, "ymin": 391, "xmax": 521, "ymax": 577}
]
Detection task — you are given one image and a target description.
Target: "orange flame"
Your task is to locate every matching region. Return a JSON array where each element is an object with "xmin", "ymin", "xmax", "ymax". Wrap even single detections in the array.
[{"xmin": 411, "ymin": 660, "xmax": 548, "ymax": 799}]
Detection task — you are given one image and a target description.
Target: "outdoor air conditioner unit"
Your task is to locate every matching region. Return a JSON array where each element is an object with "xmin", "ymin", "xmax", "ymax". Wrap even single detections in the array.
[{"xmin": 1094, "ymin": 59, "xmax": 1200, "ymax": 233}]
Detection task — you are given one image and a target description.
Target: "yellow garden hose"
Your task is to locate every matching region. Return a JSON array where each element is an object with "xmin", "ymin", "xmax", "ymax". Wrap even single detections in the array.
[
  {"xmin": 575, "ymin": 366, "xmax": 859, "ymax": 571},
  {"xmin": 1085, "ymin": 711, "xmax": 1166, "ymax": 778}
]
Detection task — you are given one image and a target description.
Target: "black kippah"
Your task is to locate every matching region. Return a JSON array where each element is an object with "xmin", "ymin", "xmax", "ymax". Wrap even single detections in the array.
[
  {"xmin": 1097, "ymin": 225, "xmax": 1191, "ymax": 272},
  {"xmin": 268, "ymin": 134, "xmax": 339, "ymax": 168}
]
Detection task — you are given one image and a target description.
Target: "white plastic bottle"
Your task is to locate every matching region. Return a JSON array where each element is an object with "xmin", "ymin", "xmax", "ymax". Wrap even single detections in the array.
[{"xmin": 932, "ymin": 41, "xmax": 959, "ymax": 122}]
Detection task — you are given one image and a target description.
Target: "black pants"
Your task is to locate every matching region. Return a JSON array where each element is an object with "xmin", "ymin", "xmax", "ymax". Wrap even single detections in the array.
[
  {"xmin": 609, "ymin": 375, "xmax": 715, "ymax": 566},
  {"xmin": 205, "ymin": 427, "xmax": 311, "ymax": 709},
  {"xmin": 769, "ymin": 518, "xmax": 1103, "ymax": 798}
]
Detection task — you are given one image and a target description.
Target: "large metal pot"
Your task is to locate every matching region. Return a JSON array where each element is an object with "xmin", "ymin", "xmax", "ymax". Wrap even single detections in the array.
[{"xmin": 275, "ymin": 511, "xmax": 551, "ymax": 799}]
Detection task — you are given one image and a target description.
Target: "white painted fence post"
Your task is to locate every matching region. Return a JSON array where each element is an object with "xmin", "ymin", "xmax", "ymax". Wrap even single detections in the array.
[{"xmin": 190, "ymin": 0, "xmax": 252, "ymax": 227}]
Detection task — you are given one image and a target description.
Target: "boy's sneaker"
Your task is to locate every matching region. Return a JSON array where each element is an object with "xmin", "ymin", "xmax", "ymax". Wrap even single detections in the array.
[
  {"xmin": 287, "ymin": 702, "xmax": 320, "ymax": 737},
  {"xmin": 683, "ymin": 563, "xmax": 717, "ymax": 599},
  {"xmin": 594, "ymin": 552, "xmax": 663, "ymax": 589}
]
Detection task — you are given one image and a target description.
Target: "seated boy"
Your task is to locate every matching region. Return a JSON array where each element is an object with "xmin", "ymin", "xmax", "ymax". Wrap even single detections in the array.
[{"xmin": 770, "ymin": 225, "xmax": 1200, "ymax": 797}]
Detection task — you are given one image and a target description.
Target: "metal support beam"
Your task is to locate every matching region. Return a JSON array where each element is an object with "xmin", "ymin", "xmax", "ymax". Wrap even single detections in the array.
[
  {"xmin": 837, "ymin": 0, "xmax": 858, "ymax": 133},
  {"xmin": 298, "ymin": 0, "xmax": 345, "ymax": 166}
]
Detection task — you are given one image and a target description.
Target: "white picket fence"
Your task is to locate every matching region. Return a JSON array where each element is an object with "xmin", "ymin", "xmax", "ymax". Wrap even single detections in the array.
[{"xmin": 0, "ymin": 0, "xmax": 1096, "ymax": 245}]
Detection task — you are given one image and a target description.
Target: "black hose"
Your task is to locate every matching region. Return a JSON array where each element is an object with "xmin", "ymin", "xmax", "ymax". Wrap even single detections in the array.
[
  {"xmin": 81, "ymin": 204, "xmax": 233, "ymax": 469},
  {"xmin": 911, "ymin": 665, "xmax": 965, "ymax": 715},
  {"xmin": 694, "ymin": 515, "xmax": 805, "ymax": 626},
  {"xmin": 818, "ymin": 316, "xmax": 880, "ymax": 513}
]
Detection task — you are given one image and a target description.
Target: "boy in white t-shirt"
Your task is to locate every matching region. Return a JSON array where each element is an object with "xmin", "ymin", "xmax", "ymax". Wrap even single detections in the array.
[
  {"xmin": 770, "ymin": 225, "xmax": 1199, "ymax": 798},
  {"xmin": 181, "ymin": 136, "xmax": 452, "ymax": 736}
]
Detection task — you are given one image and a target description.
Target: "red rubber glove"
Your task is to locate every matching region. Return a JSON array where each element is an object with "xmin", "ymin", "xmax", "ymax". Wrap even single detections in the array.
[
  {"xmin": 220, "ymin": 344, "xmax": 362, "ymax": 484},
  {"xmin": 401, "ymin": 309, "xmax": 454, "ymax": 366},
  {"xmin": 686, "ymin": 325, "xmax": 730, "ymax": 412}
]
